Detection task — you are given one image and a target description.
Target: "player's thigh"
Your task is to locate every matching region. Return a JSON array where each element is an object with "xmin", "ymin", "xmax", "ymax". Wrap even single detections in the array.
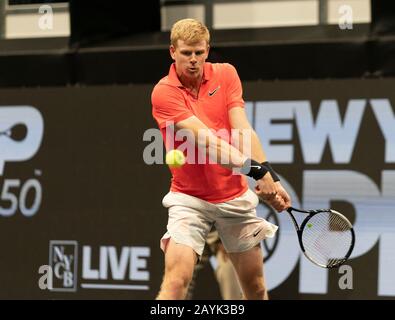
[
  {"xmin": 228, "ymin": 245, "xmax": 264, "ymax": 282},
  {"xmin": 164, "ymin": 238, "xmax": 197, "ymax": 279}
]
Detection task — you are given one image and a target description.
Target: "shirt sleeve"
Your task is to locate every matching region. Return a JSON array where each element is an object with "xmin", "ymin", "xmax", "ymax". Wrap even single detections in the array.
[
  {"xmin": 151, "ymin": 84, "xmax": 193, "ymax": 129},
  {"xmin": 224, "ymin": 63, "xmax": 245, "ymax": 110}
]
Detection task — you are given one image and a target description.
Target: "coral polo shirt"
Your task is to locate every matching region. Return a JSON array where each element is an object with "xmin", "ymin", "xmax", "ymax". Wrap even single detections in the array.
[{"xmin": 151, "ymin": 62, "xmax": 248, "ymax": 203}]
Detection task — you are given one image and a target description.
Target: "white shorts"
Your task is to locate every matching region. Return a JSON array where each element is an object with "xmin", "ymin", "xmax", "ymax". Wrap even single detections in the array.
[{"xmin": 160, "ymin": 189, "xmax": 278, "ymax": 256}]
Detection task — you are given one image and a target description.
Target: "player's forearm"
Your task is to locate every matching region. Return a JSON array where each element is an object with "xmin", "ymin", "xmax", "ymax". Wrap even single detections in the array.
[
  {"xmin": 250, "ymin": 129, "xmax": 267, "ymax": 163},
  {"xmin": 197, "ymin": 128, "xmax": 266, "ymax": 170},
  {"xmin": 235, "ymin": 128, "xmax": 267, "ymax": 163},
  {"xmin": 197, "ymin": 133, "xmax": 247, "ymax": 169},
  {"xmin": 175, "ymin": 116, "xmax": 248, "ymax": 169}
]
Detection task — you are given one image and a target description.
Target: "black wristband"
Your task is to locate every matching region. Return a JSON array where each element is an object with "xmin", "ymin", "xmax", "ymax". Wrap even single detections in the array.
[
  {"xmin": 241, "ymin": 159, "xmax": 268, "ymax": 180},
  {"xmin": 262, "ymin": 161, "xmax": 280, "ymax": 182}
]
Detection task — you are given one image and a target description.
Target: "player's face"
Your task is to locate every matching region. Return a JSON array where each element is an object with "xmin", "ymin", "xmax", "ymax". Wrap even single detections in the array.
[{"xmin": 170, "ymin": 39, "xmax": 209, "ymax": 80}]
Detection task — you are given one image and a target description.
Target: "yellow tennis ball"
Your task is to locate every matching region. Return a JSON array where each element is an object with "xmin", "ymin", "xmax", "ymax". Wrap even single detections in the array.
[{"xmin": 165, "ymin": 149, "xmax": 186, "ymax": 169}]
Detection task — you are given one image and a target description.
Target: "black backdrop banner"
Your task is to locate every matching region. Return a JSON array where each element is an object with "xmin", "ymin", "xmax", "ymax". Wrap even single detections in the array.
[{"xmin": 0, "ymin": 78, "xmax": 394, "ymax": 299}]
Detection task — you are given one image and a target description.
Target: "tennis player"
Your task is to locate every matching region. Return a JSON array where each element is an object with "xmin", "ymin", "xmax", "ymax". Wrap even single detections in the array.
[{"xmin": 151, "ymin": 18, "xmax": 291, "ymax": 300}]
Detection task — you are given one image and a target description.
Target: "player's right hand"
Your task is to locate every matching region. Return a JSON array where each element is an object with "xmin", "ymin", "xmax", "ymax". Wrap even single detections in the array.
[{"xmin": 255, "ymin": 175, "xmax": 288, "ymax": 212}]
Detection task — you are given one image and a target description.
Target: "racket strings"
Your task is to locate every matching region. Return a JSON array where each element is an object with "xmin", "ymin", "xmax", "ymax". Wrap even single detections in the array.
[
  {"xmin": 301, "ymin": 211, "xmax": 353, "ymax": 267},
  {"xmin": 304, "ymin": 220, "xmax": 351, "ymax": 263}
]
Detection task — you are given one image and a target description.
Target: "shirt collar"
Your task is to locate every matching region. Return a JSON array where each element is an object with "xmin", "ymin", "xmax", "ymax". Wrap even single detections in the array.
[{"xmin": 167, "ymin": 62, "xmax": 212, "ymax": 88}]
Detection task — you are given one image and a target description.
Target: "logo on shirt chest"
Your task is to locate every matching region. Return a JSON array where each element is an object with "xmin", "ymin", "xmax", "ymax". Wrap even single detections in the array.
[{"xmin": 208, "ymin": 85, "xmax": 221, "ymax": 97}]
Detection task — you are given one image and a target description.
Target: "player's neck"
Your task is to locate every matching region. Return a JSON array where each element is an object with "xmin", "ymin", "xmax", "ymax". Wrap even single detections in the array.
[{"xmin": 179, "ymin": 74, "xmax": 203, "ymax": 96}]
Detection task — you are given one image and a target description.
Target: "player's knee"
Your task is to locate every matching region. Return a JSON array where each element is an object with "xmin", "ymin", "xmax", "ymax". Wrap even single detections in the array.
[
  {"xmin": 242, "ymin": 277, "xmax": 266, "ymax": 298},
  {"xmin": 165, "ymin": 275, "xmax": 191, "ymax": 292},
  {"xmin": 254, "ymin": 286, "xmax": 267, "ymax": 299},
  {"xmin": 164, "ymin": 264, "xmax": 193, "ymax": 287},
  {"xmin": 244, "ymin": 283, "xmax": 266, "ymax": 300}
]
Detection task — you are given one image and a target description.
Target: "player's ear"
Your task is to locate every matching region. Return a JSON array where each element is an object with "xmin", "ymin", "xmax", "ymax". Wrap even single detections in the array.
[
  {"xmin": 206, "ymin": 44, "xmax": 210, "ymax": 58},
  {"xmin": 170, "ymin": 45, "xmax": 176, "ymax": 60}
]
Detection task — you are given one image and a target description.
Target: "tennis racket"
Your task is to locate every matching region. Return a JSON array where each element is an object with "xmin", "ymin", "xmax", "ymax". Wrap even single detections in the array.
[{"xmin": 286, "ymin": 206, "xmax": 355, "ymax": 268}]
